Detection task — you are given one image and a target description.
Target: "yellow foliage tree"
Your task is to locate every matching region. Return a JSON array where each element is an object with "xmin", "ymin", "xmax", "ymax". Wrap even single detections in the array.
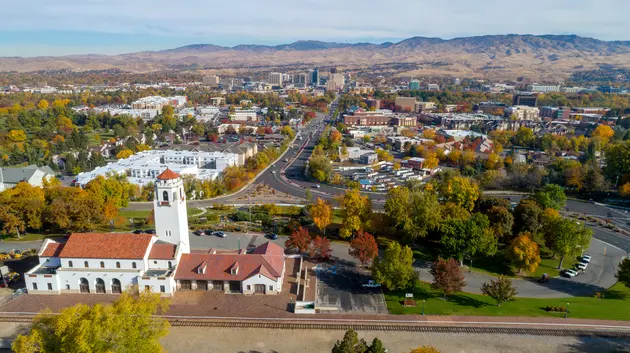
[
  {"xmin": 12, "ymin": 289, "xmax": 170, "ymax": 353},
  {"xmin": 37, "ymin": 99, "xmax": 49, "ymax": 110},
  {"xmin": 448, "ymin": 150, "xmax": 462, "ymax": 165},
  {"xmin": 508, "ymin": 232, "xmax": 541, "ymax": 274},
  {"xmin": 440, "ymin": 176, "xmax": 480, "ymax": 211},
  {"xmin": 136, "ymin": 144, "xmax": 151, "ymax": 152},
  {"xmin": 308, "ymin": 197, "xmax": 332, "ymax": 234},
  {"xmin": 484, "ymin": 153, "xmax": 502, "ymax": 170},
  {"xmin": 621, "ymin": 182, "xmax": 630, "ymax": 197},
  {"xmin": 7, "ymin": 129, "xmax": 27, "ymax": 142},
  {"xmin": 338, "ymin": 189, "xmax": 372, "ymax": 238},
  {"xmin": 422, "ymin": 128, "xmax": 436, "ymax": 139},
  {"xmin": 423, "ymin": 151, "xmax": 439, "ymax": 169},
  {"xmin": 116, "ymin": 149, "xmax": 134, "ymax": 159},
  {"xmin": 407, "ymin": 346, "xmax": 442, "ymax": 353},
  {"xmin": 591, "ymin": 124, "xmax": 615, "ymax": 144}
]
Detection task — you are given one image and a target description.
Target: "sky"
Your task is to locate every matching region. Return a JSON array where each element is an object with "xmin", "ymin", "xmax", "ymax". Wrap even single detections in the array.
[{"xmin": 1, "ymin": 0, "xmax": 629, "ymax": 57}]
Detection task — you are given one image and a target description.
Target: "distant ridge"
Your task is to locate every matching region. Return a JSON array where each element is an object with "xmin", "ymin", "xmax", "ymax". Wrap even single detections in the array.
[{"xmin": 2, "ymin": 34, "xmax": 630, "ymax": 80}]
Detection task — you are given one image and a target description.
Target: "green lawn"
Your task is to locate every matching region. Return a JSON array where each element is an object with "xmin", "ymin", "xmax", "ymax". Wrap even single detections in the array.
[
  {"xmin": 1, "ymin": 232, "xmax": 61, "ymax": 242},
  {"xmin": 386, "ymin": 281, "xmax": 630, "ymax": 321},
  {"xmin": 118, "ymin": 210, "xmax": 151, "ymax": 219}
]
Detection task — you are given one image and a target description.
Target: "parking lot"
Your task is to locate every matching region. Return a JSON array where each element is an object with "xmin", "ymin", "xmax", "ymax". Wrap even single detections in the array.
[{"xmin": 315, "ymin": 263, "xmax": 388, "ymax": 314}]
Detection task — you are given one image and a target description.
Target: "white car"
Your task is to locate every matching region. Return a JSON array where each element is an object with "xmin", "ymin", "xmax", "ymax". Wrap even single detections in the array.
[
  {"xmin": 582, "ymin": 254, "xmax": 592, "ymax": 263},
  {"xmin": 564, "ymin": 269, "xmax": 578, "ymax": 278},
  {"xmin": 271, "ymin": 170, "xmax": 276, "ymax": 174},
  {"xmin": 362, "ymin": 280, "xmax": 381, "ymax": 288},
  {"xmin": 576, "ymin": 262, "xmax": 588, "ymax": 270}
]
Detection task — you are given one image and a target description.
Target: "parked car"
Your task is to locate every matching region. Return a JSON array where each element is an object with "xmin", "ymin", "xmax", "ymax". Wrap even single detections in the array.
[
  {"xmin": 205, "ymin": 229, "xmax": 214, "ymax": 236},
  {"xmin": 576, "ymin": 262, "xmax": 588, "ymax": 271},
  {"xmin": 213, "ymin": 231, "xmax": 226, "ymax": 238},
  {"xmin": 582, "ymin": 254, "xmax": 592, "ymax": 263},
  {"xmin": 563, "ymin": 269, "xmax": 578, "ymax": 278},
  {"xmin": 271, "ymin": 170, "xmax": 276, "ymax": 174},
  {"xmin": 265, "ymin": 233, "xmax": 278, "ymax": 240},
  {"xmin": 132, "ymin": 229, "xmax": 144, "ymax": 234},
  {"xmin": 193, "ymin": 230, "xmax": 205, "ymax": 236},
  {"xmin": 284, "ymin": 158, "xmax": 289, "ymax": 162},
  {"xmin": 312, "ymin": 184, "xmax": 321, "ymax": 188},
  {"xmin": 362, "ymin": 280, "xmax": 382, "ymax": 288},
  {"xmin": 145, "ymin": 229, "xmax": 155, "ymax": 234}
]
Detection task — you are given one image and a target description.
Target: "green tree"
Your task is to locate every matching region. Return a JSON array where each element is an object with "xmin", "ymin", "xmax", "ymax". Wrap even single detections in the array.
[
  {"xmin": 440, "ymin": 213, "xmax": 497, "ymax": 265},
  {"xmin": 309, "ymin": 154, "xmax": 332, "ymax": 182},
  {"xmin": 367, "ymin": 338, "xmax": 388, "ymax": 353},
  {"xmin": 534, "ymin": 184, "xmax": 566, "ymax": 210},
  {"xmin": 512, "ymin": 126, "xmax": 535, "ymax": 147},
  {"xmin": 332, "ymin": 329, "xmax": 367, "ymax": 353},
  {"xmin": 481, "ymin": 277, "xmax": 518, "ymax": 306},
  {"xmin": 12, "ymin": 289, "xmax": 169, "ymax": 353},
  {"xmin": 513, "ymin": 198, "xmax": 542, "ymax": 235},
  {"xmin": 542, "ymin": 217, "xmax": 593, "ymax": 269},
  {"xmin": 372, "ymin": 241, "xmax": 417, "ymax": 290},
  {"xmin": 338, "ymin": 189, "xmax": 372, "ymax": 238},
  {"xmin": 616, "ymin": 258, "xmax": 630, "ymax": 288},
  {"xmin": 484, "ymin": 206, "xmax": 514, "ymax": 239}
]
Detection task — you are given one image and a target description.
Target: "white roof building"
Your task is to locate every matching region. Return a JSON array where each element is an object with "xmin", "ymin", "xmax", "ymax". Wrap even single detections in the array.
[{"xmin": 76, "ymin": 150, "xmax": 238, "ymax": 186}]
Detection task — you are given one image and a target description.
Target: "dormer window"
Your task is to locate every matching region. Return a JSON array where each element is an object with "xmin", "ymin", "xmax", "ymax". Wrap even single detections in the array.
[
  {"xmin": 231, "ymin": 262, "xmax": 239, "ymax": 275},
  {"xmin": 196, "ymin": 261, "xmax": 207, "ymax": 275}
]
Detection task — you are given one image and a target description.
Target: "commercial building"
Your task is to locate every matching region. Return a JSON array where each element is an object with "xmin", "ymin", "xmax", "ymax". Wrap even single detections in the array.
[
  {"xmin": 131, "ymin": 96, "xmax": 187, "ymax": 110},
  {"xmin": 427, "ymin": 83, "xmax": 440, "ymax": 91},
  {"xmin": 527, "ymin": 84, "xmax": 560, "ymax": 93},
  {"xmin": 540, "ymin": 106, "xmax": 570, "ymax": 120},
  {"xmin": 409, "ymin": 80, "xmax": 420, "ymax": 90},
  {"xmin": 76, "ymin": 150, "xmax": 239, "ymax": 186},
  {"xmin": 391, "ymin": 116, "xmax": 417, "ymax": 127},
  {"xmin": 294, "ymin": 73, "xmax": 308, "ymax": 87},
  {"xmin": 395, "ymin": 97, "xmax": 419, "ymax": 112},
  {"xmin": 310, "ymin": 68, "xmax": 320, "ymax": 86},
  {"xmin": 505, "ymin": 106, "xmax": 540, "ymax": 120},
  {"xmin": 327, "ymin": 73, "xmax": 345, "ymax": 91},
  {"xmin": 268, "ymin": 72, "xmax": 284, "ymax": 86},
  {"xmin": 512, "ymin": 93, "xmax": 538, "ymax": 107},
  {"xmin": 25, "ymin": 170, "xmax": 285, "ymax": 296},
  {"xmin": 203, "ymin": 75, "xmax": 220, "ymax": 85},
  {"xmin": 229, "ymin": 109, "xmax": 258, "ymax": 122}
]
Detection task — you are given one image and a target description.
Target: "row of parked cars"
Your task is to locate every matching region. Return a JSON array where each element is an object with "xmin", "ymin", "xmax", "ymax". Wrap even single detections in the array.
[
  {"xmin": 563, "ymin": 254, "xmax": 592, "ymax": 278},
  {"xmin": 193, "ymin": 230, "xmax": 227, "ymax": 238}
]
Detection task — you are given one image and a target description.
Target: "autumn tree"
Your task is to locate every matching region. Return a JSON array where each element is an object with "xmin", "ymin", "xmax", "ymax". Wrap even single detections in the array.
[
  {"xmin": 308, "ymin": 197, "xmax": 332, "ymax": 234},
  {"xmin": 116, "ymin": 149, "xmax": 134, "ymax": 159},
  {"xmin": 0, "ymin": 182, "xmax": 45, "ymax": 234},
  {"xmin": 309, "ymin": 235, "xmax": 332, "ymax": 260},
  {"xmin": 349, "ymin": 230, "xmax": 379, "ymax": 267},
  {"xmin": 616, "ymin": 258, "xmax": 630, "ymax": 288},
  {"xmin": 406, "ymin": 346, "xmax": 442, "ymax": 353},
  {"xmin": 533, "ymin": 184, "xmax": 566, "ymax": 210},
  {"xmin": 12, "ymin": 289, "xmax": 169, "ymax": 353},
  {"xmin": 484, "ymin": 206, "xmax": 514, "ymax": 239},
  {"xmin": 439, "ymin": 176, "xmax": 480, "ymax": 211},
  {"xmin": 338, "ymin": 189, "xmax": 372, "ymax": 238},
  {"xmin": 508, "ymin": 232, "xmax": 541, "ymax": 274},
  {"xmin": 430, "ymin": 258, "xmax": 466, "ymax": 298},
  {"xmin": 592, "ymin": 124, "xmax": 615, "ymax": 145},
  {"xmin": 285, "ymin": 226, "xmax": 312, "ymax": 254},
  {"xmin": 372, "ymin": 241, "xmax": 416, "ymax": 290},
  {"xmin": 37, "ymin": 99, "xmax": 49, "ymax": 110},
  {"xmin": 481, "ymin": 277, "xmax": 517, "ymax": 306}
]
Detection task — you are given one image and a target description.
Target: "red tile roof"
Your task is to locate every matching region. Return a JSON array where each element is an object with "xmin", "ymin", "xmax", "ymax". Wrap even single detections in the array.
[
  {"xmin": 175, "ymin": 242, "xmax": 284, "ymax": 281},
  {"xmin": 156, "ymin": 168, "xmax": 180, "ymax": 180},
  {"xmin": 59, "ymin": 233, "xmax": 153, "ymax": 259},
  {"xmin": 40, "ymin": 242, "xmax": 65, "ymax": 257},
  {"xmin": 149, "ymin": 243, "xmax": 177, "ymax": 259}
]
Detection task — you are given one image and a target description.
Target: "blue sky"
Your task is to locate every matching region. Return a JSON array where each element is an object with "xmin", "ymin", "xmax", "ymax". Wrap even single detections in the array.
[{"xmin": 2, "ymin": 0, "xmax": 628, "ymax": 57}]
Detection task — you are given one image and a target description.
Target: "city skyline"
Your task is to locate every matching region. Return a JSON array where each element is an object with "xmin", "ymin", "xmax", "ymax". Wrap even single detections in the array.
[{"xmin": 2, "ymin": 0, "xmax": 629, "ymax": 57}]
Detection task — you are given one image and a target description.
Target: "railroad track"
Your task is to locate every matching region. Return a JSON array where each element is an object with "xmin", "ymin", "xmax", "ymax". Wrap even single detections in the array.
[{"xmin": 2, "ymin": 315, "xmax": 629, "ymax": 338}]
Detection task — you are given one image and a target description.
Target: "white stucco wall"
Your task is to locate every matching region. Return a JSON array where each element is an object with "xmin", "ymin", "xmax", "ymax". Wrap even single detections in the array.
[
  {"xmin": 138, "ymin": 275, "xmax": 176, "ymax": 296},
  {"xmin": 242, "ymin": 274, "xmax": 281, "ymax": 294},
  {"xmin": 60, "ymin": 258, "xmax": 147, "ymax": 272},
  {"xmin": 56, "ymin": 269, "xmax": 140, "ymax": 293}
]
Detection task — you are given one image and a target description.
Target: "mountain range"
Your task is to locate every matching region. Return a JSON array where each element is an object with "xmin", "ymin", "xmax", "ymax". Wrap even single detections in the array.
[{"xmin": 2, "ymin": 34, "xmax": 630, "ymax": 80}]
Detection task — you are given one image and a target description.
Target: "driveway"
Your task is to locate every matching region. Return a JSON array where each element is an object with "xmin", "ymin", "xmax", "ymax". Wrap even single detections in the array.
[{"xmin": 414, "ymin": 238, "xmax": 625, "ymax": 298}]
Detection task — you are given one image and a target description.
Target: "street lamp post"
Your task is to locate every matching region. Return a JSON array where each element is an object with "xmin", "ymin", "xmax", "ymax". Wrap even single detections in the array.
[
  {"xmin": 422, "ymin": 300, "xmax": 426, "ymax": 316},
  {"xmin": 565, "ymin": 303, "xmax": 569, "ymax": 319}
]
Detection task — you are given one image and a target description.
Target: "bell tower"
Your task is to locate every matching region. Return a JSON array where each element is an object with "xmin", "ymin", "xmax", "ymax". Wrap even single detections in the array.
[{"xmin": 153, "ymin": 169, "xmax": 190, "ymax": 253}]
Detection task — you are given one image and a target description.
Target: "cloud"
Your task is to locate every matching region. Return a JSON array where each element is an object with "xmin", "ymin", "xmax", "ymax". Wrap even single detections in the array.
[{"xmin": 2, "ymin": 0, "xmax": 630, "ymax": 55}]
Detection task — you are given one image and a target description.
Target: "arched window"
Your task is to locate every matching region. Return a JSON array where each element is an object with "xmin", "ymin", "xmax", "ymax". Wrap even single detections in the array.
[
  {"xmin": 84, "ymin": 261, "xmax": 89, "ymax": 268},
  {"xmin": 132, "ymin": 262, "xmax": 137, "ymax": 269},
  {"xmin": 68, "ymin": 260, "xmax": 73, "ymax": 268},
  {"xmin": 172, "ymin": 191, "xmax": 177, "ymax": 202},
  {"xmin": 168, "ymin": 261, "xmax": 172, "ymax": 269},
  {"xmin": 179, "ymin": 188, "xmax": 183, "ymax": 199},
  {"xmin": 100, "ymin": 261, "xmax": 105, "ymax": 268},
  {"xmin": 116, "ymin": 262, "xmax": 120, "ymax": 269},
  {"xmin": 162, "ymin": 191, "xmax": 169, "ymax": 201}
]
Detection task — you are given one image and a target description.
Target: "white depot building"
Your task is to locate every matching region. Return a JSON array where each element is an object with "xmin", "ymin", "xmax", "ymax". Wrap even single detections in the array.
[
  {"xmin": 76, "ymin": 149, "xmax": 239, "ymax": 186},
  {"xmin": 25, "ymin": 170, "xmax": 286, "ymax": 296}
]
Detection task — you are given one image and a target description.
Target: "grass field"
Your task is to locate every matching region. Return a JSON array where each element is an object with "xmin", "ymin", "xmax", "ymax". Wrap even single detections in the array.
[{"xmin": 386, "ymin": 281, "xmax": 630, "ymax": 321}]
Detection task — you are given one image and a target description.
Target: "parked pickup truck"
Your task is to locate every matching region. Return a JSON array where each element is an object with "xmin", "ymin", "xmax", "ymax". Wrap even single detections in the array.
[{"xmin": 362, "ymin": 280, "xmax": 382, "ymax": 288}]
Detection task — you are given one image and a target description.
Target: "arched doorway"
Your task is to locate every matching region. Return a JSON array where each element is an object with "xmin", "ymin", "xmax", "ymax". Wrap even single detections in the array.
[
  {"xmin": 95, "ymin": 278, "xmax": 106, "ymax": 294},
  {"xmin": 79, "ymin": 278, "xmax": 90, "ymax": 293},
  {"xmin": 111, "ymin": 279, "xmax": 122, "ymax": 294}
]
